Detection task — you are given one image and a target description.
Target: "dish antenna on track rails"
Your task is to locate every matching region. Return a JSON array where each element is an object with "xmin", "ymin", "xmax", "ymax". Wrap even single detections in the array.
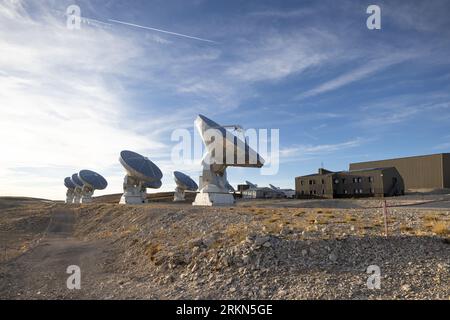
[
  {"xmin": 193, "ymin": 115, "xmax": 264, "ymax": 206},
  {"xmin": 78, "ymin": 170, "xmax": 108, "ymax": 203},
  {"xmin": 173, "ymin": 171, "xmax": 198, "ymax": 202},
  {"xmin": 119, "ymin": 150, "xmax": 163, "ymax": 204}
]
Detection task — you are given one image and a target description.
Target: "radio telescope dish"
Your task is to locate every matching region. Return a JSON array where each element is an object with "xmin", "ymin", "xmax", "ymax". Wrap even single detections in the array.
[
  {"xmin": 173, "ymin": 171, "xmax": 198, "ymax": 202},
  {"xmin": 142, "ymin": 180, "xmax": 162, "ymax": 189},
  {"xmin": 225, "ymin": 182, "xmax": 235, "ymax": 193},
  {"xmin": 71, "ymin": 173, "xmax": 84, "ymax": 204},
  {"xmin": 192, "ymin": 114, "xmax": 265, "ymax": 206},
  {"xmin": 246, "ymin": 181, "xmax": 257, "ymax": 188},
  {"xmin": 78, "ymin": 170, "xmax": 108, "ymax": 203},
  {"xmin": 64, "ymin": 177, "xmax": 76, "ymax": 204},
  {"xmin": 119, "ymin": 150, "xmax": 163, "ymax": 204}
]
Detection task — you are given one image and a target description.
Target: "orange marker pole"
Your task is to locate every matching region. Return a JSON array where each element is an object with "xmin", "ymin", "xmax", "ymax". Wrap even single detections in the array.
[{"xmin": 383, "ymin": 200, "xmax": 388, "ymax": 237}]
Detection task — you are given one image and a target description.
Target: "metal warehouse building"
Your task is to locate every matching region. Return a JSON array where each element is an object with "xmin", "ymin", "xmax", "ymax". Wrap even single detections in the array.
[
  {"xmin": 295, "ymin": 167, "xmax": 404, "ymax": 199},
  {"xmin": 350, "ymin": 153, "xmax": 450, "ymax": 191}
]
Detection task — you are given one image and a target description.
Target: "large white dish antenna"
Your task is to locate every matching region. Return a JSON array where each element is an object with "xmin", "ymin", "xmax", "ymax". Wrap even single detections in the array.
[
  {"xmin": 118, "ymin": 150, "xmax": 163, "ymax": 204},
  {"xmin": 195, "ymin": 114, "xmax": 264, "ymax": 170},
  {"xmin": 192, "ymin": 114, "xmax": 264, "ymax": 206}
]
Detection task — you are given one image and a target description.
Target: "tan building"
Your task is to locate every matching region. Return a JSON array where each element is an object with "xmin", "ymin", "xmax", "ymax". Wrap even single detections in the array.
[
  {"xmin": 295, "ymin": 167, "xmax": 404, "ymax": 199},
  {"xmin": 350, "ymin": 153, "xmax": 450, "ymax": 191}
]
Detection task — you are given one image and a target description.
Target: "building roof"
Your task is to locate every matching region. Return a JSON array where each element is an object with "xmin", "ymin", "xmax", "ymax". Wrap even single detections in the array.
[
  {"xmin": 296, "ymin": 166, "xmax": 396, "ymax": 179},
  {"xmin": 350, "ymin": 153, "xmax": 450, "ymax": 165}
]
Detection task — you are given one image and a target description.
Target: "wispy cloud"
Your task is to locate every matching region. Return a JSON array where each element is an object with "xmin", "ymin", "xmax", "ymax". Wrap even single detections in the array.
[
  {"xmin": 297, "ymin": 54, "xmax": 413, "ymax": 99},
  {"xmin": 225, "ymin": 29, "xmax": 335, "ymax": 82},
  {"xmin": 280, "ymin": 138, "xmax": 366, "ymax": 163}
]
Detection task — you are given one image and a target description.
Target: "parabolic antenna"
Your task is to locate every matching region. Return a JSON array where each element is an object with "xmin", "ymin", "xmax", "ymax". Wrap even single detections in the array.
[
  {"xmin": 142, "ymin": 180, "xmax": 163, "ymax": 189},
  {"xmin": 79, "ymin": 170, "xmax": 108, "ymax": 190},
  {"xmin": 225, "ymin": 182, "xmax": 235, "ymax": 193},
  {"xmin": 119, "ymin": 150, "xmax": 163, "ymax": 204},
  {"xmin": 119, "ymin": 150, "xmax": 163, "ymax": 182},
  {"xmin": 71, "ymin": 173, "xmax": 84, "ymax": 204},
  {"xmin": 64, "ymin": 177, "xmax": 76, "ymax": 204},
  {"xmin": 71, "ymin": 174, "xmax": 84, "ymax": 188},
  {"xmin": 269, "ymin": 184, "xmax": 278, "ymax": 190},
  {"xmin": 196, "ymin": 115, "xmax": 264, "ymax": 169},
  {"xmin": 64, "ymin": 177, "xmax": 76, "ymax": 189},
  {"xmin": 192, "ymin": 114, "xmax": 265, "ymax": 206},
  {"xmin": 78, "ymin": 170, "xmax": 108, "ymax": 203},
  {"xmin": 173, "ymin": 171, "xmax": 198, "ymax": 202},
  {"xmin": 246, "ymin": 181, "xmax": 257, "ymax": 188}
]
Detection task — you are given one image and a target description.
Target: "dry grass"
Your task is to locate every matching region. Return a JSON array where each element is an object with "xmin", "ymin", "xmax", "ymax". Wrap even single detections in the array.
[
  {"xmin": 399, "ymin": 225, "xmax": 414, "ymax": 233},
  {"xmin": 121, "ymin": 224, "xmax": 140, "ymax": 236},
  {"xmin": 344, "ymin": 214, "xmax": 357, "ymax": 222},
  {"xmin": 431, "ymin": 222, "xmax": 449, "ymax": 236},
  {"xmin": 293, "ymin": 211, "xmax": 306, "ymax": 217},
  {"xmin": 145, "ymin": 242, "xmax": 162, "ymax": 262},
  {"xmin": 225, "ymin": 224, "xmax": 248, "ymax": 244}
]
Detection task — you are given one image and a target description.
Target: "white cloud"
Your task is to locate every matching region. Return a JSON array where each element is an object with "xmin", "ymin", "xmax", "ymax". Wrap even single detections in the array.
[
  {"xmin": 297, "ymin": 54, "xmax": 413, "ymax": 99},
  {"xmin": 0, "ymin": 1, "xmax": 167, "ymax": 199},
  {"xmin": 225, "ymin": 30, "xmax": 335, "ymax": 82},
  {"xmin": 280, "ymin": 138, "xmax": 365, "ymax": 163}
]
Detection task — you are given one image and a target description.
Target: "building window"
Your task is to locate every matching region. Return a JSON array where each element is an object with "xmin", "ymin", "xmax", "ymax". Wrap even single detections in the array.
[
  {"xmin": 359, "ymin": 189, "xmax": 363, "ymax": 194},
  {"xmin": 369, "ymin": 177, "xmax": 373, "ymax": 182},
  {"xmin": 342, "ymin": 178, "xmax": 346, "ymax": 184},
  {"xmin": 344, "ymin": 190, "xmax": 348, "ymax": 194},
  {"xmin": 358, "ymin": 177, "xmax": 362, "ymax": 183},
  {"xmin": 352, "ymin": 178, "xmax": 357, "ymax": 183},
  {"xmin": 321, "ymin": 179, "xmax": 325, "ymax": 184},
  {"xmin": 334, "ymin": 179, "xmax": 339, "ymax": 184},
  {"xmin": 322, "ymin": 190, "xmax": 325, "ymax": 194},
  {"xmin": 301, "ymin": 180, "xmax": 304, "ymax": 185},
  {"xmin": 370, "ymin": 188, "xmax": 374, "ymax": 194}
]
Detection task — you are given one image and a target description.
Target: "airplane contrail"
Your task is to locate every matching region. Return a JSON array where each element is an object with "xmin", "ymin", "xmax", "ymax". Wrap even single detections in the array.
[{"xmin": 108, "ymin": 19, "xmax": 218, "ymax": 44}]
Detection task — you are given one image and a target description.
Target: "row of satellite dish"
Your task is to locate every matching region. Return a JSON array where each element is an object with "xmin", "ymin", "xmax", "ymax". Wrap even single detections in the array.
[{"xmin": 64, "ymin": 115, "xmax": 264, "ymax": 206}]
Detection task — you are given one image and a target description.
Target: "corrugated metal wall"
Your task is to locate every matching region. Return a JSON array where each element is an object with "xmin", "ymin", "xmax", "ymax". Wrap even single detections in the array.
[
  {"xmin": 442, "ymin": 154, "xmax": 450, "ymax": 188},
  {"xmin": 350, "ymin": 154, "xmax": 445, "ymax": 190}
]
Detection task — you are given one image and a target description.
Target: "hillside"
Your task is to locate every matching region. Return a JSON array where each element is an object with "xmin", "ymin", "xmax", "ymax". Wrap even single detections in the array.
[{"xmin": 0, "ymin": 196, "xmax": 448, "ymax": 299}]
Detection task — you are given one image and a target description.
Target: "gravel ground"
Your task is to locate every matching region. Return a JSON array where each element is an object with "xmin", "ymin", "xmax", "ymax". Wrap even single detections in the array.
[{"xmin": 0, "ymin": 197, "xmax": 448, "ymax": 300}]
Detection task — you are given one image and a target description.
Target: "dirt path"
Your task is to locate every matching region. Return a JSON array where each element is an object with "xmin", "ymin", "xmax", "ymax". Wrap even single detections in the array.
[{"xmin": 0, "ymin": 208, "xmax": 121, "ymax": 299}]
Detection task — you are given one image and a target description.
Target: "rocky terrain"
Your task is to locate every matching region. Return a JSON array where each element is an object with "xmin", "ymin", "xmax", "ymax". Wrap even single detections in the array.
[{"xmin": 0, "ymin": 196, "xmax": 448, "ymax": 299}]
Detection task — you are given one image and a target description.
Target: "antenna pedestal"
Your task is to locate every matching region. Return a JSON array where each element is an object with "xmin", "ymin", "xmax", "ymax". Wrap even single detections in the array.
[
  {"xmin": 66, "ymin": 189, "xmax": 75, "ymax": 204},
  {"xmin": 193, "ymin": 165, "xmax": 235, "ymax": 206},
  {"xmin": 81, "ymin": 187, "xmax": 94, "ymax": 204},
  {"xmin": 73, "ymin": 188, "xmax": 82, "ymax": 204},
  {"xmin": 174, "ymin": 187, "xmax": 185, "ymax": 202},
  {"xmin": 120, "ymin": 175, "xmax": 148, "ymax": 204},
  {"xmin": 193, "ymin": 191, "xmax": 234, "ymax": 206}
]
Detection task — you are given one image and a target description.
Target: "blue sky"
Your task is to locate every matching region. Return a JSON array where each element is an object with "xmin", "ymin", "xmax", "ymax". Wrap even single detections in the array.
[{"xmin": 1, "ymin": 0, "xmax": 450, "ymax": 199}]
